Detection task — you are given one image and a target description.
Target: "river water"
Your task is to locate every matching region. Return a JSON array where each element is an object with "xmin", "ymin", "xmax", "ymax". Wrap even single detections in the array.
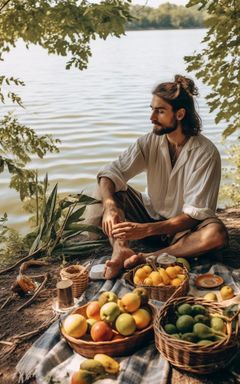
[{"xmin": 0, "ymin": 30, "xmax": 233, "ymax": 231}]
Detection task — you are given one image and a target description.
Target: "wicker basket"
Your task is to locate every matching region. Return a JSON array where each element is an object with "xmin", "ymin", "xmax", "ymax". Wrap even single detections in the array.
[
  {"xmin": 60, "ymin": 264, "xmax": 89, "ymax": 298},
  {"xmin": 124, "ymin": 261, "xmax": 189, "ymax": 302},
  {"xmin": 60, "ymin": 303, "xmax": 154, "ymax": 358},
  {"xmin": 154, "ymin": 295, "xmax": 240, "ymax": 374}
]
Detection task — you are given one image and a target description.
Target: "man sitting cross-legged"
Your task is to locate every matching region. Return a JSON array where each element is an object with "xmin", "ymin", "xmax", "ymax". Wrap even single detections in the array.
[{"xmin": 85, "ymin": 74, "xmax": 228, "ymax": 279}]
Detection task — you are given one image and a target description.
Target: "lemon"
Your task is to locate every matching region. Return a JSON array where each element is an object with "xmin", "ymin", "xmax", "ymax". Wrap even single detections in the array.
[
  {"xmin": 142, "ymin": 265, "xmax": 153, "ymax": 274},
  {"xmin": 158, "ymin": 268, "xmax": 170, "ymax": 285},
  {"xmin": 133, "ymin": 275, "xmax": 142, "ymax": 285},
  {"xmin": 174, "ymin": 265, "xmax": 183, "ymax": 274},
  {"xmin": 143, "ymin": 277, "xmax": 153, "ymax": 286},
  {"xmin": 135, "ymin": 268, "xmax": 148, "ymax": 281},
  {"xmin": 177, "ymin": 274, "xmax": 186, "ymax": 281},
  {"xmin": 149, "ymin": 271, "xmax": 162, "ymax": 285},
  {"xmin": 165, "ymin": 266, "xmax": 177, "ymax": 279},
  {"xmin": 171, "ymin": 278, "xmax": 182, "ymax": 286}
]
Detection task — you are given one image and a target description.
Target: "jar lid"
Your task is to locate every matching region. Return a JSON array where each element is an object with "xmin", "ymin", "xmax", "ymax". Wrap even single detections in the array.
[{"xmin": 156, "ymin": 253, "xmax": 177, "ymax": 266}]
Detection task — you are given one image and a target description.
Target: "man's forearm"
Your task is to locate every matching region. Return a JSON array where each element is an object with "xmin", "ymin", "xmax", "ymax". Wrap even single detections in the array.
[
  {"xmin": 99, "ymin": 177, "xmax": 117, "ymax": 209},
  {"xmin": 148, "ymin": 213, "xmax": 200, "ymax": 236}
]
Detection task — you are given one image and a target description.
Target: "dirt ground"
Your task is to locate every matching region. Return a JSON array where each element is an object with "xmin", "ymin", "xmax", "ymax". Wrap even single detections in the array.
[{"xmin": 0, "ymin": 207, "xmax": 240, "ymax": 384}]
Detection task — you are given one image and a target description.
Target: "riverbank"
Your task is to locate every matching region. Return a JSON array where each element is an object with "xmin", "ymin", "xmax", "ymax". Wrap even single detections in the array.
[{"xmin": 0, "ymin": 206, "xmax": 239, "ymax": 384}]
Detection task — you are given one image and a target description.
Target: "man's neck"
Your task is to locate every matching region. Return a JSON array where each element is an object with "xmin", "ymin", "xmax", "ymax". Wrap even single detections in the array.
[{"xmin": 166, "ymin": 127, "xmax": 188, "ymax": 148}]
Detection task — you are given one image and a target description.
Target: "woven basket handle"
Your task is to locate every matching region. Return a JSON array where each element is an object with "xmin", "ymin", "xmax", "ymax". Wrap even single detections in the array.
[{"xmin": 123, "ymin": 269, "xmax": 134, "ymax": 286}]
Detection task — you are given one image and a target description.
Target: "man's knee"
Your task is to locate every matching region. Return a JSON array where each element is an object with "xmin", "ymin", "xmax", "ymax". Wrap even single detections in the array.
[{"xmin": 202, "ymin": 223, "xmax": 229, "ymax": 250}]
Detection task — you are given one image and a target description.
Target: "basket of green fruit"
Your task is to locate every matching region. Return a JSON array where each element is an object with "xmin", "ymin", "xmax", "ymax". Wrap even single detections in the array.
[{"xmin": 153, "ymin": 296, "xmax": 240, "ymax": 374}]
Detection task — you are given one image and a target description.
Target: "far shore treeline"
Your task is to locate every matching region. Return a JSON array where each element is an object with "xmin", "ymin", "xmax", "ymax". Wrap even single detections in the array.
[{"xmin": 127, "ymin": 3, "xmax": 206, "ymax": 30}]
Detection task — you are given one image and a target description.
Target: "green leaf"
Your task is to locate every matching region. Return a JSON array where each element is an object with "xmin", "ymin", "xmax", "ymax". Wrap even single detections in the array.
[{"xmin": 64, "ymin": 206, "xmax": 87, "ymax": 228}]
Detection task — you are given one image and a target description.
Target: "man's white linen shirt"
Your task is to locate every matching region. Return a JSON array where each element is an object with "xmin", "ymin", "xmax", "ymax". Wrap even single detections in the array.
[{"xmin": 97, "ymin": 133, "xmax": 221, "ymax": 221}]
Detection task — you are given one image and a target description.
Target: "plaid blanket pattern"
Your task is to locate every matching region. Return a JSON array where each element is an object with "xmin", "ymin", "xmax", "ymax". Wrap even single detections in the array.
[{"xmin": 16, "ymin": 258, "xmax": 240, "ymax": 384}]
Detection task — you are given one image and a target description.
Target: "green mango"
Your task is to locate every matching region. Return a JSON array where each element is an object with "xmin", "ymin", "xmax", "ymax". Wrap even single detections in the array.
[
  {"xmin": 194, "ymin": 314, "xmax": 210, "ymax": 325},
  {"xmin": 177, "ymin": 303, "xmax": 192, "ymax": 316},
  {"xmin": 171, "ymin": 333, "xmax": 181, "ymax": 339},
  {"xmin": 191, "ymin": 305, "xmax": 207, "ymax": 316},
  {"xmin": 164, "ymin": 323, "xmax": 177, "ymax": 334},
  {"xmin": 181, "ymin": 332, "xmax": 198, "ymax": 343},
  {"xmin": 176, "ymin": 315, "xmax": 194, "ymax": 333},
  {"xmin": 193, "ymin": 323, "xmax": 215, "ymax": 340}
]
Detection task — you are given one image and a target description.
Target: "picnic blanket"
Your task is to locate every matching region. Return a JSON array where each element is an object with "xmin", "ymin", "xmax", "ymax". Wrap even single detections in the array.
[{"xmin": 16, "ymin": 258, "xmax": 240, "ymax": 384}]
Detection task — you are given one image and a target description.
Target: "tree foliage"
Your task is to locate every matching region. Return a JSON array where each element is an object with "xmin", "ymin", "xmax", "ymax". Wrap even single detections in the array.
[
  {"xmin": 185, "ymin": 0, "xmax": 240, "ymax": 138},
  {"xmin": 0, "ymin": 0, "xmax": 133, "ymax": 70},
  {"xmin": 0, "ymin": 0, "xmax": 133, "ymax": 205},
  {"xmin": 220, "ymin": 144, "xmax": 240, "ymax": 206},
  {"xmin": 0, "ymin": 113, "xmax": 60, "ymax": 200},
  {"xmin": 127, "ymin": 3, "xmax": 206, "ymax": 30}
]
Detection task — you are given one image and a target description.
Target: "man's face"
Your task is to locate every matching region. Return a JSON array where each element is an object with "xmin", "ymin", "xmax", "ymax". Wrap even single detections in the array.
[{"xmin": 150, "ymin": 95, "xmax": 178, "ymax": 136}]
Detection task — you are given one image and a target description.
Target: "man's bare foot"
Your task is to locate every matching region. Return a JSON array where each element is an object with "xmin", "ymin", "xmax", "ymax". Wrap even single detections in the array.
[
  {"xmin": 104, "ymin": 246, "xmax": 135, "ymax": 279},
  {"xmin": 123, "ymin": 252, "xmax": 147, "ymax": 269}
]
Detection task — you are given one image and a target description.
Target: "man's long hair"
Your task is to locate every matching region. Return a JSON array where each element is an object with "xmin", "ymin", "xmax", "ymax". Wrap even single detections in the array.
[{"xmin": 152, "ymin": 75, "xmax": 202, "ymax": 136}]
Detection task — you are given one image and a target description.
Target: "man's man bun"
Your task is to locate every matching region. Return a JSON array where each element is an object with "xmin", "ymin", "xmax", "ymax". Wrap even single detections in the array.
[{"xmin": 174, "ymin": 74, "xmax": 199, "ymax": 97}]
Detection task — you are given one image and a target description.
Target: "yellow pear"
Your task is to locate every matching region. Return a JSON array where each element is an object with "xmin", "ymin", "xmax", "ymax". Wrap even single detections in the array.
[{"xmin": 220, "ymin": 286, "xmax": 234, "ymax": 300}]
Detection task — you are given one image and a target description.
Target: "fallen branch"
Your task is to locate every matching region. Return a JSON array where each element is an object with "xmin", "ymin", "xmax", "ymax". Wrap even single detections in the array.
[
  {"xmin": 19, "ymin": 259, "xmax": 49, "ymax": 274},
  {"xmin": 0, "ymin": 245, "xmax": 46, "ymax": 275},
  {"xmin": 17, "ymin": 273, "xmax": 49, "ymax": 311},
  {"xmin": 0, "ymin": 294, "xmax": 15, "ymax": 310},
  {"xmin": 0, "ymin": 340, "xmax": 14, "ymax": 346},
  {"xmin": 13, "ymin": 313, "xmax": 59, "ymax": 341}
]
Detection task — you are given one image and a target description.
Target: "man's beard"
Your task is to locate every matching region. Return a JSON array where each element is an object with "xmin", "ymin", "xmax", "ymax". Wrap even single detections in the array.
[{"xmin": 153, "ymin": 119, "xmax": 178, "ymax": 136}]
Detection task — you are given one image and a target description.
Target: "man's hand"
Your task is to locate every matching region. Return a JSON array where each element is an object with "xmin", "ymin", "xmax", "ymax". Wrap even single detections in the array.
[
  {"xmin": 112, "ymin": 221, "xmax": 149, "ymax": 240},
  {"xmin": 102, "ymin": 206, "xmax": 122, "ymax": 237}
]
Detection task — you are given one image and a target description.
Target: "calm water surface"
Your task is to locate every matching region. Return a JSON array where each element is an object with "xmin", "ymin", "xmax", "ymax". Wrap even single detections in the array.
[{"xmin": 0, "ymin": 30, "xmax": 233, "ymax": 231}]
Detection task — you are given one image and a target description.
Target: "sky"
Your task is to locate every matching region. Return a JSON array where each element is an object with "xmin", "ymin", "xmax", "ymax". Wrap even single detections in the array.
[{"xmin": 132, "ymin": 0, "xmax": 188, "ymax": 6}]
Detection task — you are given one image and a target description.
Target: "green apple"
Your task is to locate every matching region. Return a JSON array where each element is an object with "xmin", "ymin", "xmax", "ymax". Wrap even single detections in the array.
[
  {"xmin": 115, "ymin": 313, "xmax": 136, "ymax": 336},
  {"xmin": 100, "ymin": 302, "xmax": 121, "ymax": 323},
  {"xmin": 86, "ymin": 318, "xmax": 97, "ymax": 333},
  {"xmin": 98, "ymin": 291, "xmax": 118, "ymax": 307}
]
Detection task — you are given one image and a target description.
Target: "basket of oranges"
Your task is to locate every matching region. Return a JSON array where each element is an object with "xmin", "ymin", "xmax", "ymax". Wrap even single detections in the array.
[{"xmin": 124, "ymin": 261, "xmax": 189, "ymax": 301}]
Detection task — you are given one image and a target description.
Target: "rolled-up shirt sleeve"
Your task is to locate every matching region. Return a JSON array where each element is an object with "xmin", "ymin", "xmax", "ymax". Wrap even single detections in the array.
[
  {"xmin": 97, "ymin": 138, "xmax": 147, "ymax": 192},
  {"xmin": 183, "ymin": 149, "xmax": 221, "ymax": 220}
]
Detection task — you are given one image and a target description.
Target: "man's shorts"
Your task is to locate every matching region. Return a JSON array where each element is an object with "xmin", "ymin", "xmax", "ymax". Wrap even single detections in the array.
[{"xmin": 114, "ymin": 185, "xmax": 228, "ymax": 247}]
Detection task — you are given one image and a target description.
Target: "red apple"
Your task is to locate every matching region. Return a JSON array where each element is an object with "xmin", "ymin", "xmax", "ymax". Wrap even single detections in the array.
[
  {"xmin": 90, "ymin": 320, "xmax": 113, "ymax": 342},
  {"xmin": 86, "ymin": 301, "xmax": 101, "ymax": 320}
]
